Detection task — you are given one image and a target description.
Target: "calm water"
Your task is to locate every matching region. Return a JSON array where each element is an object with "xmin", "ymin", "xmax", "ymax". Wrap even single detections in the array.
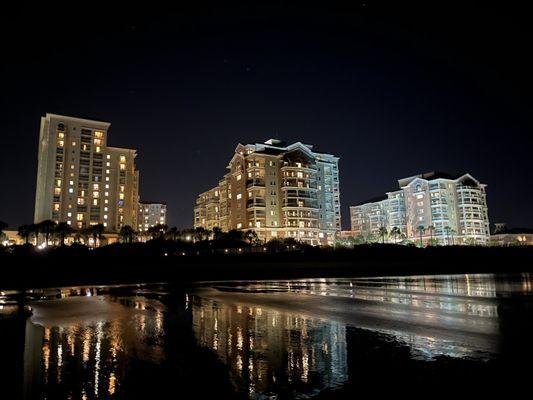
[{"xmin": 1, "ymin": 273, "xmax": 533, "ymax": 399}]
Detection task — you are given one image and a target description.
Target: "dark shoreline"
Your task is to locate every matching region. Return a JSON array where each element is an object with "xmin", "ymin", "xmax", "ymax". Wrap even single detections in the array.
[{"xmin": 2, "ymin": 245, "xmax": 532, "ymax": 290}]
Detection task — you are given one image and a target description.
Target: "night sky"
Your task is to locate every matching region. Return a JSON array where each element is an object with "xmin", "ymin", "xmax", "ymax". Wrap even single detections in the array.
[{"xmin": 1, "ymin": 2, "xmax": 533, "ymax": 230}]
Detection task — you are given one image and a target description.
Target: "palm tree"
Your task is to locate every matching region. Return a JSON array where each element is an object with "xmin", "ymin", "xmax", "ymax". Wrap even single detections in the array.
[
  {"xmin": 378, "ymin": 227, "xmax": 388, "ymax": 244},
  {"xmin": 17, "ymin": 224, "xmax": 32, "ymax": 244},
  {"xmin": 74, "ymin": 229, "xmax": 87, "ymax": 244},
  {"xmin": 444, "ymin": 226, "xmax": 452, "ymax": 246},
  {"xmin": 119, "ymin": 225, "xmax": 137, "ymax": 243},
  {"xmin": 85, "ymin": 224, "xmax": 105, "ymax": 248},
  {"xmin": 426, "ymin": 225, "xmax": 435, "ymax": 244},
  {"xmin": 37, "ymin": 220, "xmax": 56, "ymax": 246},
  {"xmin": 449, "ymin": 228, "xmax": 456, "ymax": 246},
  {"xmin": 55, "ymin": 222, "xmax": 75, "ymax": 246},
  {"xmin": 390, "ymin": 227, "xmax": 401, "ymax": 244},
  {"xmin": 416, "ymin": 225, "xmax": 426, "ymax": 247},
  {"xmin": 147, "ymin": 224, "xmax": 168, "ymax": 240},
  {"xmin": 194, "ymin": 227, "xmax": 208, "ymax": 242}
]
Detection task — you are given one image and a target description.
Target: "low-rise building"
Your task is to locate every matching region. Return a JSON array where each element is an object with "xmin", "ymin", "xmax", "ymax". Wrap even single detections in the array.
[{"xmin": 490, "ymin": 224, "xmax": 533, "ymax": 246}]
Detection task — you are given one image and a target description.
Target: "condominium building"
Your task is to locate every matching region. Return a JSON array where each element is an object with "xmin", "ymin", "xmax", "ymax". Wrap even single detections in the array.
[
  {"xmin": 137, "ymin": 201, "xmax": 167, "ymax": 232},
  {"xmin": 194, "ymin": 139, "xmax": 341, "ymax": 245},
  {"xmin": 34, "ymin": 113, "xmax": 139, "ymax": 232},
  {"xmin": 350, "ymin": 172, "xmax": 490, "ymax": 244}
]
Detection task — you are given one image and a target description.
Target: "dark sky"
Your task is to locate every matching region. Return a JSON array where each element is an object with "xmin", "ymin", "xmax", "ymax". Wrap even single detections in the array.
[{"xmin": 1, "ymin": 2, "xmax": 533, "ymax": 230}]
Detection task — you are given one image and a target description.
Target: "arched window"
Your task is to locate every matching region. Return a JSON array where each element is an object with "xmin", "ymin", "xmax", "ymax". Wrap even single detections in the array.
[{"xmin": 416, "ymin": 184, "xmax": 422, "ymax": 192}]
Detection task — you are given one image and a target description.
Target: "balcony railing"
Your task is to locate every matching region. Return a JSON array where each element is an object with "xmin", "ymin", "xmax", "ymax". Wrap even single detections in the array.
[
  {"xmin": 247, "ymin": 199, "xmax": 266, "ymax": 208},
  {"xmin": 246, "ymin": 179, "xmax": 265, "ymax": 188}
]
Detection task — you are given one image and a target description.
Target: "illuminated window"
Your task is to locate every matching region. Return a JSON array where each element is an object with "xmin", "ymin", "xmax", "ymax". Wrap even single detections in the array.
[
  {"xmin": 236, "ymin": 174, "xmax": 242, "ymax": 181},
  {"xmin": 58, "ymin": 140, "xmax": 64, "ymax": 147},
  {"xmin": 95, "ymin": 131, "xmax": 104, "ymax": 138},
  {"xmin": 93, "ymin": 184, "xmax": 99, "ymax": 190},
  {"xmin": 104, "ymin": 207, "xmax": 108, "ymax": 212},
  {"xmin": 77, "ymin": 213, "xmax": 84, "ymax": 221},
  {"xmin": 105, "ymin": 192, "xmax": 109, "ymax": 197},
  {"xmin": 236, "ymin": 193, "xmax": 242, "ymax": 200},
  {"xmin": 93, "ymin": 199, "xmax": 98, "ymax": 206},
  {"xmin": 105, "ymin": 184, "xmax": 109, "ymax": 189},
  {"xmin": 95, "ymin": 146, "xmax": 101, "ymax": 153},
  {"xmin": 53, "ymin": 204, "xmax": 60, "ymax": 211},
  {"xmin": 106, "ymin": 154, "xmax": 111, "ymax": 159},
  {"xmin": 237, "ymin": 223, "xmax": 242, "ymax": 229},
  {"xmin": 57, "ymin": 132, "xmax": 65, "ymax": 139},
  {"xmin": 68, "ymin": 188, "xmax": 74, "ymax": 194},
  {"xmin": 94, "ymin": 138, "xmax": 102, "ymax": 145},
  {"xmin": 120, "ymin": 185, "xmax": 125, "ymax": 192},
  {"xmin": 54, "ymin": 188, "xmax": 61, "ymax": 195},
  {"xmin": 77, "ymin": 198, "xmax": 85, "ymax": 205},
  {"xmin": 67, "ymin": 212, "xmax": 72, "ymax": 217},
  {"xmin": 119, "ymin": 193, "xmax": 125, "ymax": 200},
  {"xmin": 104, "ymin": 215, "xmax": 108, "ymax": 220},
  {"xmin": 103, "ymin": 222, "xmax": 107, "ymax": 227},
  {"xmin": 93, "ymin": 191, "xmax": 100, "ymax": 198},
  {"xmin": 69, "ymin": 180, "xmax": 74, "ymax": 186},
  {"xmin": 120, "ymin": 155, "xmax": 126, "ymax": 162},
  {"xmin": 106, "ymin": 162, "xmax": 110, "ymax": 167},
  {"xmin": 104, "ymin": 199, "xmax": 108, "ymax": 204},
  {"xmin": 72, "ymin": 141, "xmax": 76, "ymax": 146},
  {"xmin": 56, "ymin": 179, "xmax": 62, "ymax": 186},
  {"xmin": 105, "ymin": 177, "xmax": 109, "ymax": 182}
]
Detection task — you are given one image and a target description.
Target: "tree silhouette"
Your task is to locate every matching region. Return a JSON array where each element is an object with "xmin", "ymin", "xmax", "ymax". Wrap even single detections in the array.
[
  {"xmin": 119, "ymin": 225, "xmax": 137, "ymax": 243},
  {"xmin": 55, "ymin": 222, "xmax": 75, "ymax": 246},
  {"xmin": 37, "ymin": 220, "xmax": 56, "ymax": 246},
  {"xmin": 416, "ymin": 225, "xmax": 426, "ymax": 247}
]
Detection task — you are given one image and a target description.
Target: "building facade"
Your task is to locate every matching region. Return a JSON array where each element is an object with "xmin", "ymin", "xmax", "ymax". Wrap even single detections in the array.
[
  {"xmin": 34, "ymin": 113, "xmax": 139, "ymax": 232},
  {"xmin": 194, "ymin": 139, "xmax": 341, "ymax": 245},
  {"xmin": 350, "ymin": 172, "xmax": 490, "ymax": 245},
  {"xmin": 137, "ymin": 201, "xmax": 167, "ymax": 232}
]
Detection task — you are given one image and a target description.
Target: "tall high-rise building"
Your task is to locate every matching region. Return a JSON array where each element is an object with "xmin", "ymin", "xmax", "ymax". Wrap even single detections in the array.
[
  {"xmin": 194, "ymin": 139, "xmax": 341, "ymax": 245},
  {"xmin": 34, "ymin": 113, "xmax": 139, "ymax": 232},
  {"xmin": 350, "ymin": 172, "xmax": 490, "ymax": 244},
  {"xmin": 137, "ymin": 201, "xmax": 167, "ymax": 232}
]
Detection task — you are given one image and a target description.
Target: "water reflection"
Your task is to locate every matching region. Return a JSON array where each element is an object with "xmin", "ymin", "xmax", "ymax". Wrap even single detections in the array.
[
  {"xmin": 196, "ymin": 273, "xmax": 533, "ymax": 360},
  {"xmin": 1, "ymin": 273, "xmax": 532, "ymax": 399},
  {"xmin": 22, "ymin": 293, "xmax": 167, "ymax": 399},
  {"xmin": 192, "ymin": 297, "xmax": 348, "ymax": 398}
]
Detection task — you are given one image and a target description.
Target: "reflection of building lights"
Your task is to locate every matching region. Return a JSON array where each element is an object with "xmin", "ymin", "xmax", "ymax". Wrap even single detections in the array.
[{"xmin": 108, "ymin": 373, "xmax": 117, "ymax": 395}]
